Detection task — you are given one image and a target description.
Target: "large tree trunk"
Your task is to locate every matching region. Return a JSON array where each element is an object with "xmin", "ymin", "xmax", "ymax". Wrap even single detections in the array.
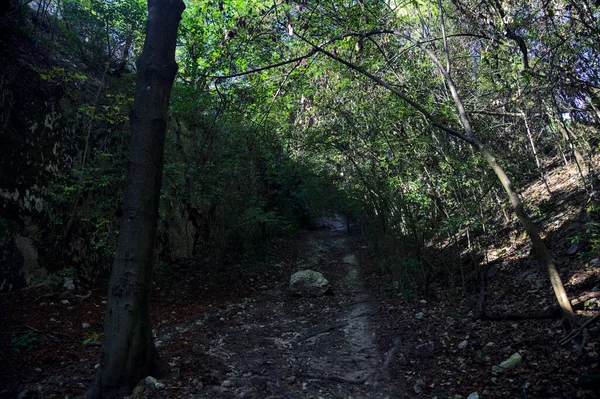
[{"xmin": 84, "ymin": 1, "xmax": 185, "ymax": 398}]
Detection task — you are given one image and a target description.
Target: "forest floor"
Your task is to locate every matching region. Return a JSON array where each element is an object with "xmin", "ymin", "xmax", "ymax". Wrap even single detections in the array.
[{"xmin": 1, "ymin": 161, "xmax": 600, "ymax": 399}]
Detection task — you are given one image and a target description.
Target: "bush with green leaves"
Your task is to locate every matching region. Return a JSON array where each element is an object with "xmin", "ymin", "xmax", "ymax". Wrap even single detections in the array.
[{"xmin": 10, "ymin": 331, "xmax": 37, "ymax": 352}]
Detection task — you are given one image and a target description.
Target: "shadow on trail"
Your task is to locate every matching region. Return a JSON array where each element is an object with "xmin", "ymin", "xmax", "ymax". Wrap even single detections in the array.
[{"xmin": 156, "ymin": 229, "xmax": 399, "ymax": 398}]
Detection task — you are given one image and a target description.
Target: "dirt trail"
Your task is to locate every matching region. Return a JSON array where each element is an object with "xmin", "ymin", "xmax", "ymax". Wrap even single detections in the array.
[{"xmin": 157, "ymin": 229, "xmax": 397, "ymax": 398}]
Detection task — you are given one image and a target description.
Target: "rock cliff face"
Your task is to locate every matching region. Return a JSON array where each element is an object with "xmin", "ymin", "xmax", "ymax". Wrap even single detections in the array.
[
  {"xmin": 0, "ymin": 14, "xmax": 119, "ymax": 291},
  {"xmin": 0, "ymin": 13, "xmax": 205, "ymax": 291}
]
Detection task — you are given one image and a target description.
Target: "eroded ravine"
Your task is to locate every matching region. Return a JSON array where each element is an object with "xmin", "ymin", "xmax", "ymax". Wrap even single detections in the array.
[{"xmin": 155, "ymin": 229, "xmax": 396, "ymax": 398}]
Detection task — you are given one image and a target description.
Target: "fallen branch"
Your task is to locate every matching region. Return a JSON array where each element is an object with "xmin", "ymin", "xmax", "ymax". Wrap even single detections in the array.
[
  {"xmin": 382, "ymin": 337, "xmax": 402, "ymax": 372},
  {"xmin": 479, "ymin": 309, "xmax": 561, "ymax": 321},
  {"xmin": 296, "ymin": 322, "xmax": 347, "ymax": 343},
  {"xmin": 560, "ymin": 313, "xmax": 600, "ymax": 346},
  {"xmin": 297, "ymin": 373, "xmax": 366, "ymax": 385},
  {"xmin": 571, "ymin": 292, "xmax": 600, "ymax": 306},
  {"xmin": 24, "ymin": 325, "xmax": 79, "ymax": 342},
  {"xmin": 76, "ymin": 290, "xmax": 94, "ymax": 301}
]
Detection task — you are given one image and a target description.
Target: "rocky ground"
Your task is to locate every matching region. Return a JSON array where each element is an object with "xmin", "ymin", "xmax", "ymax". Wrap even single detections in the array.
[{"xmin": 1, "ymin": 226, "xmax": 599, "ymax": 398}]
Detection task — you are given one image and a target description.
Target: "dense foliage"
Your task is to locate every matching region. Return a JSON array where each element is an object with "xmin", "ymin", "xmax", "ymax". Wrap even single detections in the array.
[{"xmin": 2, "ymin": 0, "xmax": 598, "ymax": 291}]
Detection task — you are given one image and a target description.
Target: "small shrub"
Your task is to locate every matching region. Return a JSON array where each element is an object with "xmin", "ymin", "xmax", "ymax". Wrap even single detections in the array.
[
  {"xmin": 82, "ymin": 331, "xmax": 103, "ymax": 346},
  {"xmin": 10, "ymin": 331, "xmax": 37, "ymax": 352}
]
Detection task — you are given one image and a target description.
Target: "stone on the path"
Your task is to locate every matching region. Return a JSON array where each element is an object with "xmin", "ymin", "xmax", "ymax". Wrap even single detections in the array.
[
  {"xmin": 413, "ymin": 378, "xmax": 425, "ymax": 394},
  {"xmin": 566, "ymin": 243, "xmax": 579, "ymax": 255},
  {"xmin": 63, "ymin": 277, "xmax": 75, "ymax": 291},
  {"xmin": 458, "ymin": 340, "xmax": 468, "ymax": 349},
  {"xmin": 289, "ymin": 270, "xmax": 330, "ymax": 297},
  {"xmin": 415, "ymin": 312, "xmax": 424, "ymax": 319},
  {"xmin": 499, "ymin": 352, "xmax": 522, "ymax": 369},
  {"xmin": 81, "ymin": 322, "xmax": 90, "ymax": 329},
  {"xmin": 467, "ymin": 392, "xmax": 480, "ymax": 399}
]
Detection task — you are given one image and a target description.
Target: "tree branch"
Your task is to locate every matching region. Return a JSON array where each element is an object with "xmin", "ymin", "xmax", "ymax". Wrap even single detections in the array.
[
  {"xmin": 293, "ymin": 32, "xmax": 475, "ymax": 145},
  {"xmin": 206, "ymin": 49, "xmax": 317, "ymax": 79}
]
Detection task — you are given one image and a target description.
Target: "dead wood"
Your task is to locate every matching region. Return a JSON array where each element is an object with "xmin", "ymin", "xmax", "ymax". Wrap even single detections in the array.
[
  {"xmin": 480, "ymin": 309, "xmax": 562, "ymax": 321},
  {"xmin": 297, "ymin": 373, "xmax": 366, "ymax": 385},
  {"xmin": 296, "ymin": 322, "xmax": 347, "ymax": 343},
  {"xmin": 571, "ymin": 291, "xmax": 600, "ymax": 306},
  {"xmin": 560, "ymin": 313, "xmax": 600, "ymax": 346}
]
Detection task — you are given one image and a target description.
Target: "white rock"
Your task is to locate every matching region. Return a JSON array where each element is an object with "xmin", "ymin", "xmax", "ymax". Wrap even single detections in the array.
[
  {"xmin": 458, "ymin": 340, "xmax": 468, "ymax": 349},
  {"xmin": 467, "ymin": 393, "xmax": 479, "ymax": 399},
  {"xmin": 63, "ymin": 277, "xmax": 75, "ymax": 291},
  {"xmin": 499, "ymin": 352, "xmax": 522, "ymax": 369},
  {"xmin": 289, "ymin": 270, "xmax": 330, "ymax": 297},
  {"xmin": 415, "ymin": 312, "xmax": 424, "ymax": 319},
  {"xmin": 413, "ymin": 379, "xmax": 425, "ymax": 394},
  {"xmin": 61, "ymin": 299, "xmax": 70, "ymax": 305},
  {"xmin": 82, "ymin": 322, "xmax": 90, "ymax": 329}
]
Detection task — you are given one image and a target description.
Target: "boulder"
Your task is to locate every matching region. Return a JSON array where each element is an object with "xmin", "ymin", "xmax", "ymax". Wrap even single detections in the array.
[{"xmin": 289, "ymin": 270, "xmax": 330, "ymax": 297}]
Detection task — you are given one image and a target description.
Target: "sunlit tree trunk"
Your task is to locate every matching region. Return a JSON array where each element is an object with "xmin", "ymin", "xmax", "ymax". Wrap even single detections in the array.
[
  {"xmin": 418, "ymin": 45, "xmax": 576, "ymax": 327},
  {"xmin": 85, "ymin": 1, "xmax": 185, "ymax": 398}
]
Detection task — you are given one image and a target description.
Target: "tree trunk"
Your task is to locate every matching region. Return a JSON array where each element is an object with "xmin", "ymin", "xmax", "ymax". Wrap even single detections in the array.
[
  {"xmin": 84, "ymin": 1, "xmax": 185, "ymax": 398},
  {"xmin": 521, "ymin": 110, "xmax": 552, "ymax": 195},
  {"xmin": 473, "ymin": 141, "xmax": 575, "ymax": 326}
]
